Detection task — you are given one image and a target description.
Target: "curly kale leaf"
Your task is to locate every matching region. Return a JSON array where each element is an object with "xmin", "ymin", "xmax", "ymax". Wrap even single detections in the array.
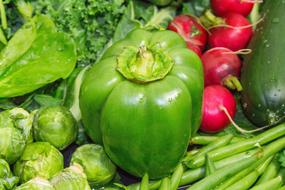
[{"xmin": 30, "ymin": 0, "xmax": 126, "ymax": 66}]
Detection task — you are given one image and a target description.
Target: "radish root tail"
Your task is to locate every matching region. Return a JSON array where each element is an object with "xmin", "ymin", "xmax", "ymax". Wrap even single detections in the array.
[{"xmin": 219, "ymin": 105, "xmax": 273, "ymax": 134}]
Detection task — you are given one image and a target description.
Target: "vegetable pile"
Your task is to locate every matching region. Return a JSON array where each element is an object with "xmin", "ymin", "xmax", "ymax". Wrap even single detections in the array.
[{"xmin": 0, "ymin": 0, "xmax": 284, "ymax": 190}]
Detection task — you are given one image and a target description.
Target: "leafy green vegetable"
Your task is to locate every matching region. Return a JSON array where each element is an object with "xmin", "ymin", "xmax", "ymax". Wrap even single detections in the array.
[
  {"xmin": 13, "ymin": 142, "xmax": 64, "ymax": 183},
  {"xmin": 0, "ymin": 14, "xmax": 76, "ymax": 98},
  {"xmin": 33, "ymin": 106, "xmax": 77, "ymax": 150},
  {"xmin": 113, "ymin": 0, "xmax": 175, "ymax": 43},
  {"xmin": 71, "ymin": 144, "xmax": 116, "ymax": 188},
  {"xmin": 28, "ymin": 0, "xmax": 126, "ymax": 66},
  {"xmin": 50, "ymin": 164, "xmax": 91, "ymax": 190},
  {"xmin": 0, "ymin": 159, "xmax": 19, "ymax": 190},
  {"xmin": 181, "ymin": 0, "xmax": 210, "ymax": 16},
  {"xmin": 0, "ymin": 108, "xmax": 33, "ymax": 164},
  {"xmin": 278, "ymin": 150, "xmax": 285, "ymax": 168},
  {"xmin": 15, "ymin": 178, "xmax": 54, "ymax": 190}
]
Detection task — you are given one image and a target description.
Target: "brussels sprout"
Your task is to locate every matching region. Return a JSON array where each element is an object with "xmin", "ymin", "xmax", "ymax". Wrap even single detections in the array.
[
  {"xmin": 0, "ymin": 159, "xmax": 19, "ymax": 189},
  {"xmin": 14, "ymin": 142, "xmax": 64, "ymax": 183},
  {"xmin": 0, "ymin": 108, "xmax": 33, "ymax": 164},
  {"xmin": 50, "ymin": 164, "xmax": 91, "ymax": 190},
  {"xmin": 15, "ymin": 177, "xmax": 55, "ymax": 190},
  {"xmin": 71, "ymin": 144, "xmax": 116, "ymax": 188},
  {"xmin": 33, "ymin": 106, "xmax": 77, "ymax": 150}
]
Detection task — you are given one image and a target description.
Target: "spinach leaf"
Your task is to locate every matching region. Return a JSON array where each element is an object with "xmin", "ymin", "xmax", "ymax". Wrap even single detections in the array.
[
  {"xmin": 181, "ymin": 0, "xmax": 210, "ymax": 16},
  {"xmin": 0, "ymin": 15, "xmax": 76, "ymax": 98},
  {"xmin": 113, "ymin": 0, "xmax": 176, "ymax": 43}
]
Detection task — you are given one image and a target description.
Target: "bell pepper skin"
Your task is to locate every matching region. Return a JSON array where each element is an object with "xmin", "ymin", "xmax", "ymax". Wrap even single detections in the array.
[{"xmin": 80, "ymin": 29, "xmax": 203, "ymax": 179}]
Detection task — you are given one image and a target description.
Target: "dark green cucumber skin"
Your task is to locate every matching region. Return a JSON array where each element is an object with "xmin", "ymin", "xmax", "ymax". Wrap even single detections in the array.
[{"xmin": 241, "ymin": 1, "xmax": 285, "ymax": 126}]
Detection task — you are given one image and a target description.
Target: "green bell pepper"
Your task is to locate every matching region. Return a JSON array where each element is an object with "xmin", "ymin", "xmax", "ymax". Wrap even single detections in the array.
[{"xmin": 80, "ymin": 29, "xmax": 203, "ymax": 179}]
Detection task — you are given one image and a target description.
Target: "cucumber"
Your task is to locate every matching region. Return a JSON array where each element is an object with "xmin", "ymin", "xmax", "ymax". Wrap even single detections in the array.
[{"xmin": 241, "ymin": 1, "xmax": 285, "ymax": 126}]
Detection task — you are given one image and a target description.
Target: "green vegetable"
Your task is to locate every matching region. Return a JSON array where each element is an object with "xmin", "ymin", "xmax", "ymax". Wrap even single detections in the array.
[
  {"xmin": 15, "ymin": 0, "xmax": 33, "ymax": 21},
  {"xmin": 129, "ymin": 147, "xmax": 260, "ymax": 189},
  {"xmin": 140, "ymin": 174, "xmax": 149, "ymax": 190},
  {"xmin": 70, "ymin": 144, "xmax": 116, "ymax": 188},
  {"xmin": 170, "ymin": 164, "xmax": 183, "ymax": 190},
  {"xmin": 63, "ymin": 67, "xmax": 89, "ymax": 121},
  {"xmin": 225, "ymin": 156, "xmax": 273, "ymax": 190},
  {"xmin": 0, "ymin": 159, "xmax": 19, "ymax": 190},
  {"xmin": 159, "ymin": 178, "xmax": 170, "ymax": 190},
  {"xmin": 0, "ymin": 108, "xmax": 33, "ymax": 164},
  {"xmin": 187, "ymin": 135, "xmax": 285, "ymax": 190},
  {"xmin": 191, "ymin": 136, "xmax": 220, "ymax": 145},
  {"xmin": 190, "ymin": 123, "xmax": 285, "ymax": 168},
  {"xmin": 0, "ymin": 14, "xmax": 76, "ymax": 98},
  {"xmin": 148, "ymin": 0, "xmax": 173, "ymax": 6},
  {"xmin": 214, "ymin": 166, "xmax": 254, "ymax": 190},
  {"xmin": 191, "ymin": 135, "xmax": 244, "ymax": 145},
  {"xmin": 182, "ymin": 0, "xmax": 210, "ymax": 17},
  {"xmin": 50, "ymin": 164, "xmax": 91, "ymax": 190},
  {"xmin": 113, "ymin": 1, "xmax": 175, "ymax": 44},
  {"xmin": 249, "ymin": 176, "xmax": 283, "ymax": 190},
  {"xmin": 33, "ymin": 106, "xmax": 77, "ymax": 150},
  {"xmin": 205, "ymin": 155, "xmax": 215, "ymax": 176},
  {"xmin": 30, "ymin": 0, "xmax": 126, "ymax": 66},
  {"xmin": 256, "ymin": 157, "xmax": 280, "ymax": 185},
  {"xmin": 184, "ymin": 134, "xmax": 233, "ymax": 167},
  {"xmin": 80, "ymin": 28, "xmax": 203, "ymax": 178},
  {"xmin": 15, "ymin": 178, "xmax": 55, "ymax": 190},
  {"xmin": 13, "ymin": 142, "xmax": 64, "ymax": 183},
  {"xmin": 241, "ymin": 0, "xmax": 285, "ymax": 126},
  {"xmin": 278, "ymin": 186, "xmax": 285, "ymax": 190}
]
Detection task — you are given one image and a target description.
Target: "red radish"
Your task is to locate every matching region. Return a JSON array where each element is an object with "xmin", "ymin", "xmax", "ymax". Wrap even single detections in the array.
[
  {"xmin": 200, "ymin": 85, "xmax": 236, "ymax": 133},
  {"xmin": 168, "ymin": 15, "xmax": 208, "ymax": 55},
  {"xmin": 211, "ymin": 0, "xmax": 255, "ymax": 17},
  {"xmin": 201, "ymin": 47, "xmax": 242, "ymax": 90},
  {"xmin": 209, "ymin": 13, "xmax": 253, "ymax": 51}
]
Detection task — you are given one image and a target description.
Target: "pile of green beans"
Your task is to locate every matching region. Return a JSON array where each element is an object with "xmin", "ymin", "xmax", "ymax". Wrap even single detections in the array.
[{"xmin": 127, "ymin": 122, "xmax": 285, "ymax": 190}]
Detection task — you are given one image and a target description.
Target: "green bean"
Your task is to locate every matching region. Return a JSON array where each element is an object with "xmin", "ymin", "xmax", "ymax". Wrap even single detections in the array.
[
  {"xmin": 180, "ymin": 148, "xmax": 259, "ymax": 186},
  {"xmin": 140, "ymin": 174, "xmax": 149, "ymax": 190},
  {"xmin": 186, "ymin": 135, "xmax": 285, "ymax": 190},
  {"xmin": 205, "ymin": 154, "xmax": 216, "ymax": 176},
  {"xmin": 231, "ymin": 137, "xmax": 246, "ymax": 144},
  {"xmin": 191, "ymin": 123, "xmax": 285, "ymax": 168},
  {"xmin": 128, "ymin": 181, "xmax": 160, "ymax": 190},
  {"xmin": 278, "ymin": 168, "xmax": 285, "ymax": 184},
  {"xmin": 170, "ymin": 164, "xmax": 183, "ymax": 190},
  {"xmin": 129, "ymin": 145, "xmax": 266, "ymax": 190},
  {"xmin": 183, "ymin": 149, "xmax": 199, "ymax": 161},
  {"xmin": 214, "ymin": 156, "xmax": 273, "ymax": 190},
  {"xmin": 214, "ymin": 149, "xmax": 259, "ymax": 167},
  {"xmin": 186, "ymin": 153, "xmax": 260, "ymax": 190},
  {"xmin": 278, "ymin": 185, "xmax": 285, "ymax": 190},
  {"xmin": 225, "ymin": 156, "xmax": 273, "ymax": 190},
  {"xmin": 256, "ymin": 158, "xmax": 280, "ymax": 185},
  {"xmin": 191, "ymin": 135, "xmax": 245, "ymax": 145},
  {"xmin": 159, "ymin": 177, "xmax": 170, "ymax": 190},
  {"xmin": 185, "ymin": 135, "xmax": 233, "ymax": 167},
  {"xmin": 191, "ymin": 136, "xmax": 220, "ymax": 145},
  {"xmin": 249, "ymin": 176, "xmax": 283, "ymax": 190},
  {"xmin": 180, "ymin": 149, "xmax": 258, "ymax": 186},
  {"xmin": 214, "ymin": 166, "xmax": 254, "ymax": 190}
]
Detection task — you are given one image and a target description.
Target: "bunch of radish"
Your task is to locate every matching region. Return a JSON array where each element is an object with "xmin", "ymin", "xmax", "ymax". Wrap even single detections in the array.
[{"xmin": 168, "ymin": 0, "xmax": 259, "ymax": 133}]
